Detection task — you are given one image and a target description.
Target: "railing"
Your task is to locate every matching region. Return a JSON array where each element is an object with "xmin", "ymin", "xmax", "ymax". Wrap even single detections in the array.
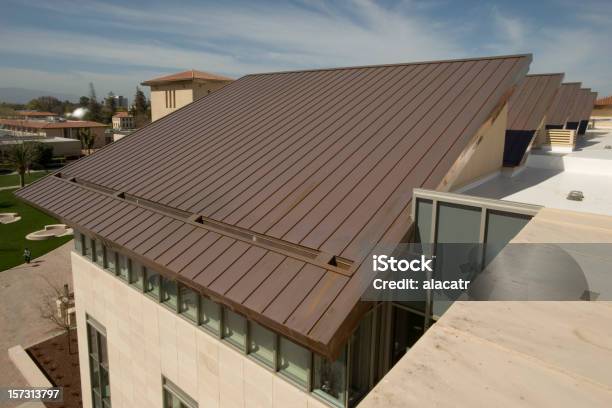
[{"xmin": 545, "ymin": 129, "xmax": 576, "ymax": 150}]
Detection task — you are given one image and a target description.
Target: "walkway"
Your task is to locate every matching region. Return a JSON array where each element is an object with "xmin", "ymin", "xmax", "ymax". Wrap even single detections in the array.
[{"xmin": 0, "ymin": 242, "xmax": 73, "ymax": 408}]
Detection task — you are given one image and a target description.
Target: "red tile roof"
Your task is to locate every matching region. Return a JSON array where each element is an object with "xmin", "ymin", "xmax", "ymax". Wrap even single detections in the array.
[
  {"xmin": 17, "ymin": 54, "xmax": 531, "ymax": 357},
  {"xmin": 112, "ymin": 112, "xmax": 132, "ymax": 118},
  {"xmin": 141, "ymin": 69, "xmax": 233, "ymax": 86},
  {"xmin": 16, "ymin": 111, "xmax": 58, "ymax": 117},
  {"xmin": 0, "ymin": 119, "xmax": 107, "ymax": 129},
  {"xmin": 595, "ymin": 95, "xmax": 612, "ymax": 106}
]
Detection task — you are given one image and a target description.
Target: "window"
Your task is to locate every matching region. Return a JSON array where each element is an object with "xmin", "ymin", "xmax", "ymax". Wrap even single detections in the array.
[
  {"xmin": 222, "ymin": 308, "xmax": 246, "ymax": 351},
  {"xmin": 117, "ymin": 253, "xmax": 129, "ymax": 281},
  {"xmin": 278, "ymin": 337, "xmax": 310, "ymax": 389},
  {"xmin": 105, "ymin": 248, "xmax": 116, "ymax": 273},
  {"xmin": 144, "ymin": 268, "xmax": 160, "ymax": 300},
  {"xmin": 130, "ymin": 261, "xmax": 144, "ymax": 289},
  {"xmin": 84, "ymin": 236, "xmax": 93, "ymax": 260},
  {"xmin": 484, "ymin": 210, "xmax": 530, "ymax": 266},
  {"xmin": 348, "ymin": 314, "xmax": 374, "ymax": 406},
  {"xmin": 199, "ymin": 296, "xmax": 221, "ymax": 335},
  {"xmin": 313, "ymin": 349, "xmax": 346, "ymax": 407},
  {"xmin": 94, "ymin": 240, "xmax": 104, "ymax": 267},
  {"xmin": 390, "ymin": 305, "xmax": 424, "ymax": 366},
  {"xmin": 75, "ymin": 231, "xmax": 83, "ymax": 254},
  {"xmin": 179, "ymin": 285, "xmax": 198, "ymax": 322},
  {"xmin": 87, "ymin": 317, "xmax": 111, "ymax": 408},
  {"xmin": 163, "ymin": 378, "xmax": 197, "ymax": 408},
  {"xmin": 165, "ymin": 90, "xmax": 176, "ymax": 108},
  {"xmin": 248, "ymin": 322, "xmax": 275, "ymax": 368},
  {"xmin": 161, "ymin": 275, "xmax": 178, "ymax": 310}
]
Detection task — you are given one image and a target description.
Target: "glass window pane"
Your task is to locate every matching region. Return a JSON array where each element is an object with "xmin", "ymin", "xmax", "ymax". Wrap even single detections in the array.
[
  {"xmin": 348, "ymin": 314, "xmax": 373, "ymax": 406},
  {"xmin": 144, "ymin": 268, "xmax": 160, "ymax": 300},
  {"xmin": 484, "ymin": 210, "xmax": 531, "ymax": 266},
  {"xmin": 391, "ymin": 306, "xmax": 424, "ymax": 365},
  {"xmin": 130, "ymin": 261, "xmax": 144, "ymax": 289},
  {"xmin": 99, "ymin": 333, "xmax": 108, "ymax": 366},
  {"xmin": 161, "ymin": 276, "xmax": 178, "ymax": 310},
  {"xmin": 105, "ymin": 248, "xmax": 116, "ymax": 272},
  {"xmin": 222, "ymin": 309, "xmax": 246, "ymax": 351},
  {"xmin": 75, "ymin": 231, "xmax": 83, "ymax": 253},
  {"xmin": 87, "ymin": 324, "xmax": 98, "ymax": 359},
  {"xmin": 278, "ymin": 337, "xmax": 310, "ymax": 389},
  {"xmin": 94, "ymin": 240, "xmax": 104, "ymax": 267},
  {"xmin": 248, "ymin": 322, "xmax": 275, "ymax": 368},
  {"xmin": 179, "ymin": 285, "xmax": 198, "ymax": 322},
  {"xmin": 313, "ymin": 349, "xmax": 346, "ymax": 406},
  {"xmin": 117, "ymin": 253, "xmax": 129, "ymax": 280},
  {"xmin": 84, "ymin": 236, "xmax": 93, "ymax": 259},
  {"xmin": 199, "ymin": 296, "xmax": 220, "ymax": 335},
  {"xmin": 100, "ymin": 367, "xmax": 110, "ymax": 398},
  {"xmin": 415, "ymin": 199, "xmax": 433, "ymax": 245}
]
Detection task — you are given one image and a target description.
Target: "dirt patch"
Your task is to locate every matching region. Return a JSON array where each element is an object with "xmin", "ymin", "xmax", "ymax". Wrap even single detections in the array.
[{"xmin": 26, "ymin": 330, "xmax": 83, "ymax": 408}]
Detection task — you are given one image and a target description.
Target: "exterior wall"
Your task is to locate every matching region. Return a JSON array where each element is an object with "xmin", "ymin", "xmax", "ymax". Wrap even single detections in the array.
[
  {"xmin": 192, "ymin": 80, "xmax": 231, "ymax": 101},
  {"xmin": 150, "ymin": 83, "xmax": 195, "ymax": 122},
  {"xmin": 450, "ymin": 104, "xmax": 508, "ymax": 190},
  {"xmin": 72, "ymin": 252, "xmax": 329, "ymax": 408}
]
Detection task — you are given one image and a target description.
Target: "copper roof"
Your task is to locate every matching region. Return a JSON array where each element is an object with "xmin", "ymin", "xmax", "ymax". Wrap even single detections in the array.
[
  {"xmin": 507, "ymin": 73, "xmax": 563, "ymax": 131},
  {"xmin": 0, "ymin": 119, "xmax": 108, "ymax": 129},
  {"xmin": 580, "ymin": 91, "xmax": 598, "ymax": 120},
  {"xmin": 567, "ymin": 88, "xmax": 593, "ymax": 122},
  {"xmin": 545, "ymin": 82, "xmax": 582, "ymax": 126},
  {"xmin": 595, "ymin": 95, "xmax": 612, "ymax": 106},
  {"xmin": 17, "ymin": 54, "xmax": 531, "ymax": 357},
  {"xmin": 141, "ymin": 69, "xmax": 233, "ymax": 86}
]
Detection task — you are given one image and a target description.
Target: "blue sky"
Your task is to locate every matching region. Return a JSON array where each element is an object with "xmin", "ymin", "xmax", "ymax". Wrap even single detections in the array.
[{"xmin": 1, "ymin": 0, "xmax": 611, "ymax": 100}]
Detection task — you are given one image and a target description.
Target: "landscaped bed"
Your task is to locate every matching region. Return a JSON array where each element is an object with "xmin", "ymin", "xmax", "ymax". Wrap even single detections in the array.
[
  {"xmin": 0, "ymin": 188, "xmax": 72, "ymax": 271},
  {"xmin": 27, "ymin": 330, "xmax": 82, "ymax": 408}
]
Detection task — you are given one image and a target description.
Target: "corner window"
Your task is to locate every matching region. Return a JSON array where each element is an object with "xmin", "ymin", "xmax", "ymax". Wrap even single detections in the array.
[
  {"xmin": 74, "ymin": 231, "xmax": 83, "ymax": 254},
  {"xmin": 313, "ymin": 349, "xmax": 347, "ymax": 407},
  {"xmin": 199, "ymin": 296, "xmax": 220, "ymax": 335},
  {"xmin": 179, "ymin": 285, "xmax": 198, "ymax": 322},
  {"xmin": 222, "ymin": 308, "xmax": 246, "ymax": 351},
  {"xmin": 144, "ymin": 268, "xmax": 160, "ymax": 300},
  {"xmin": 163, "ymin": 378, "xmax": 197, "ymax": 408},
  {"xmin": 278, "ymin": 337, "xmax": 310, "ymax": 389},
  {"xmin": 248, "ymin": 322, "xmax": 275, "ymax": 369},
  {"xmin": 161, "ymin": 275, "xmax": 178, "ymax": 310}
]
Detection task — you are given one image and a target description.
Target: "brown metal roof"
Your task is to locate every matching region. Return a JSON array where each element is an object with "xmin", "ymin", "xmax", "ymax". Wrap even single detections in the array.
[
  {"xmin": 507, "ymin": 73, "xmax": 563, "ymax": 131},
  {"xmin": 581, "ymin": 92, "xmax": 598, "ymax": 120},
  {"xmin": 567, "ymin": 88, "xmax": 592, "ymax": 122},
  {"xmin": 17, "ymin": 54, "xmax": 531, "ymax": 357},
  {"xmin": 141, "ymin": 69, "xmax": 233, "ymax": 86},
  {"xmin": 545, "ymin": 82, "xmax": 582, "ymax": 126}
]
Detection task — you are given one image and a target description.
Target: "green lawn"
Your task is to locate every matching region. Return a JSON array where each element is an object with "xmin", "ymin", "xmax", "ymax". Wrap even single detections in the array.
[
  {"xmin": 0, "ymin": 188, "xmax": 72, "ymax": 271},
  {"xmin": 0, "ymin": 171, "xmax": 49, "ymax": 188}
]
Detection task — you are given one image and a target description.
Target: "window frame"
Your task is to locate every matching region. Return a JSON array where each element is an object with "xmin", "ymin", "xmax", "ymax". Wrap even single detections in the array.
[{"xmin": 162, "ymin": 377, "xmax": 198, "ymax": 408}]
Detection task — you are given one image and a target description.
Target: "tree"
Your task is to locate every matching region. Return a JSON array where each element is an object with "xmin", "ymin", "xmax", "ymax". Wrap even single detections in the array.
[
  {"xmin": 78, "ymin": 128, "xmax": 95, "ymax": 155},
  {"xmin": 85, "ymin": 82, "xmax": 102, "ymax": 122},
  {"xmin": 79, "ymin": 96, "xmax": 90, "ymax": 107},
  {"xmin": 132, "ymin": 86, "xmax": 151, "ymax": 128},
  {"xmin": 101, "ymin": 92, "xmax": 117, "ymax": 124},
  {"xmin": 26, "ymin": 96, "xmax": 64, "ymax": 115},
  {"xmin": 39, "ymin": 277, "xmax": 76, "ymax": 355},
  {"xmin": 6, "ymin": 142, "xmax": 37, "ymax": 187},
  {"xmin": 33, "ymin": 143, "xmax": 54, "ymax": 169}
]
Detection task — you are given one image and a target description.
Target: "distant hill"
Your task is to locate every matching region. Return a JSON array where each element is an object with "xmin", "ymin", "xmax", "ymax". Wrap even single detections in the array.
[{"xmin": 0, "ymin": 87, "xmax": 79, "ymax": 104}]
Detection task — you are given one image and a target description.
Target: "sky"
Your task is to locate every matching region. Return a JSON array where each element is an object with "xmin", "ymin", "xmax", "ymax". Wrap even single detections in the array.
[{"xmin": 0, "ymin": 0, "xmax": 611, "ymax": 101}]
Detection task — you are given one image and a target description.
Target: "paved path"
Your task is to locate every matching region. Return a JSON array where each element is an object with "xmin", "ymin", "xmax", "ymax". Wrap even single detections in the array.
[{"xmin": 0, "ymin": 242, "xmax": 73, "ymax": 407}]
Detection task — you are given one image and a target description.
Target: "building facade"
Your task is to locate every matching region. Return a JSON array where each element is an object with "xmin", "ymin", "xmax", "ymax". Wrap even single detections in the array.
[{"xmin": 141, "ymin": 70, "xmax": 233, "ymax": 122}]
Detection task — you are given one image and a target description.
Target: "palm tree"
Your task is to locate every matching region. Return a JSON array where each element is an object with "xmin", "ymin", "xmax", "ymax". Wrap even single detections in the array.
[
  {"xmin": 78, "ymin": 128, "xmax": 95, "ymax": 155},
  {"xmin": 7, "ymin": 142, "xmax": 36, "ymax": 187}
]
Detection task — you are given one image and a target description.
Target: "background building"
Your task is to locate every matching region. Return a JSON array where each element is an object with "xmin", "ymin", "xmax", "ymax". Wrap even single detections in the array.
[
  {"xmin": 141, "ymin": 69, "xmax": 233, "ymax": 121},
  {"xmin": 0, "ymin": 118, "xmax": 108, "ymax": 149}
]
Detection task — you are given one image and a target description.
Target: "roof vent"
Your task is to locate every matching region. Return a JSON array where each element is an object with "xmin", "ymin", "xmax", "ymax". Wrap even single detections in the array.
[{"xmin": 567, "ymin": 190, "xmax": 584, "ymax": 201}]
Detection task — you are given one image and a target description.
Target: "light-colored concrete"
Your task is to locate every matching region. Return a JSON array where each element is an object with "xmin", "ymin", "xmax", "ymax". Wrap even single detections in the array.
[
  {"xmin": 0, "ymin": 242, "xmax": 73, "ymax": 408},
  {"xmin": 72, "ymin": 252, "xmax": 327, "ymax": 408},
  {"xmin": 359, "ymin": 301, "xmax": 612, "ymax": 408},
  {"xmin": 7, "ymin": 345, "xmax": 52, "ymax": 387}
]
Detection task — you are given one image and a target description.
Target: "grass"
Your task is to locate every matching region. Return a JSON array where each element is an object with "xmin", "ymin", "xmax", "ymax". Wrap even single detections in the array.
[
  {"xmin": 0, "ymin": 188, "xmax": 72, "ymax": 272},
  {"xmin": 0, "ymin": 171, "xmax": 49, "ymax": 188}
]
